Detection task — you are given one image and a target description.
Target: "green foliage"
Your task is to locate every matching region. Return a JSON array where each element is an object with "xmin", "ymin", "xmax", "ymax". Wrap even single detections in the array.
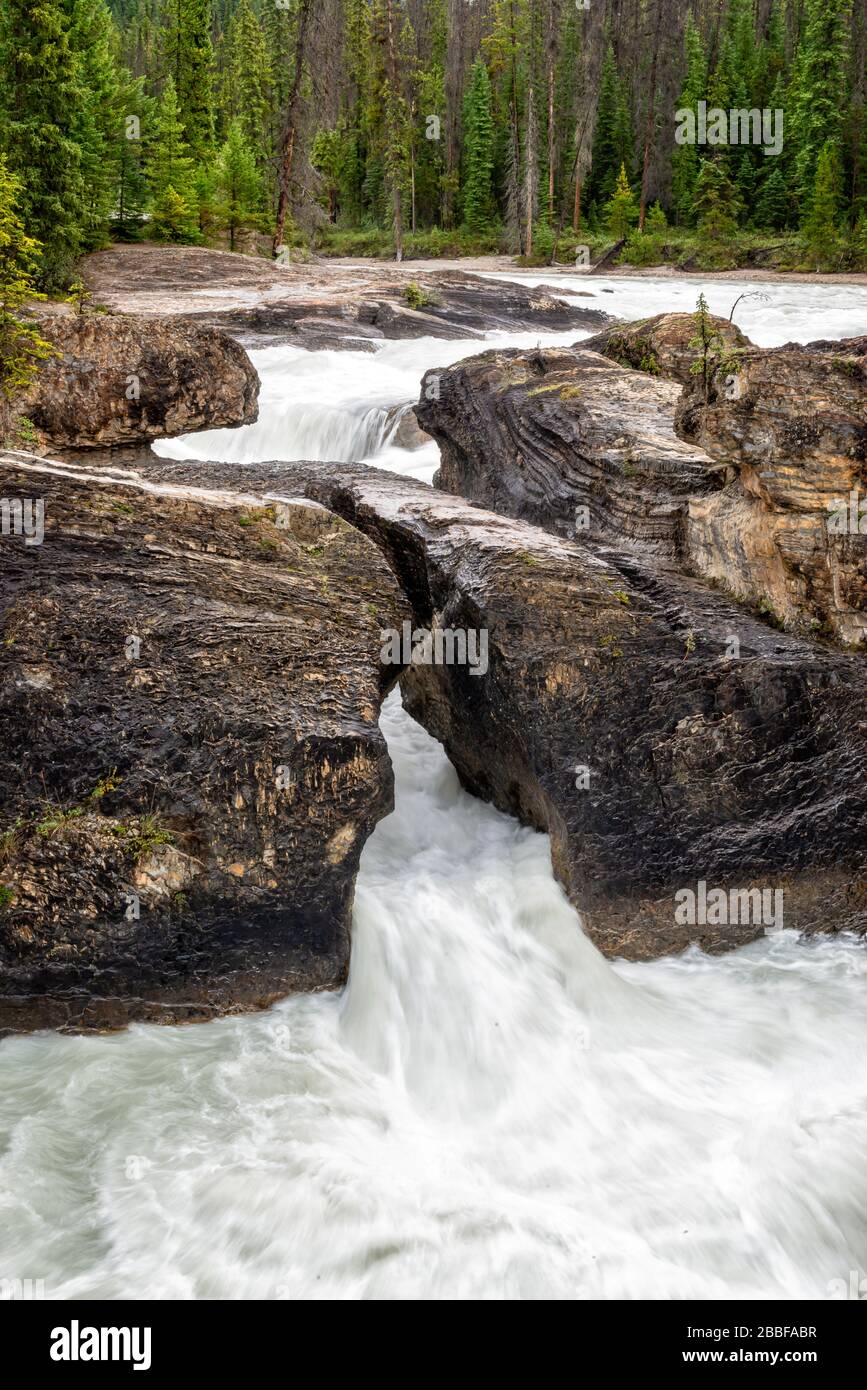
[
  {"xmin": 605, "ymin": 164, "xmax": 638, "ymax": 242},
  {"xmin": 689, "ymin": 292, "xmax": 738, "ymax": 402},
  {"xmin": 403, "ymin": 280, "xmax": 439, "ymax": 309},
  {"xmin": 146, "ymin": 77, "xmax": 200, "ymax": 243},
  {"xmin": 589, "ymin": 44, "xmax": 633, "ymax": 208},
  {"xmin": 214, "ymin": 119, "xmax": 263, "ymax": 250},
  {"xmin": 0, "ymin": 156, "xmax": 54, "ymax": 396},
  {"xmin": 692, "ymin": 159, "xmax": 742, "ymax": 265},
  {"xmin": 160, "ymin": 0, "xmax": 215, "ymax": 159},
  {"xmin": 671, "ymin": 14, "xmax": 708, "ymax": 226},
  {"xmin": 791, "ymin": 0, "xmax": 852, "ymax": 206},
  {"xmin": 622, "ymin": 202, "xmax": 667, "ymax": 264},
  {"xmin": 801, "ymin": 141, "xmax": 844, "ymax": 269},
  {"xmin": 754, "ymin": 166, "xmax": 790, "ymax": 230},
  {"xmin": 4, "ymin": 0, "xmax": 867, "ymax": 274},
  {"xmin": 0, "ymin": 0, "xmax": 89, "ymax": 288},
  {"xmin": 461, "ymin": 59, "xmax": 495, "ymax": 234}
]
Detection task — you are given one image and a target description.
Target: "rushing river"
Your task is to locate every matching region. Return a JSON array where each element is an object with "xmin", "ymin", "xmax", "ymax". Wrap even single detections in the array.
[{"xmin": 2, "ymin": 274, "xmax": 867, "ymax": 1300}]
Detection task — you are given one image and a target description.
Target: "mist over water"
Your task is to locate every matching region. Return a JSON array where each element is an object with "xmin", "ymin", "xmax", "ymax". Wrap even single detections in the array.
[{"xmin": 4, "ymin": 279, "xmax": 867, "ymax": 1300}]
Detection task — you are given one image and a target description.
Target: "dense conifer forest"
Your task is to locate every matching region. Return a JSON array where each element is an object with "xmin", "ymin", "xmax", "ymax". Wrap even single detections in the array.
[{"xmin": 1, "ymin": 0, "xmax": 866, "ymax": 289}]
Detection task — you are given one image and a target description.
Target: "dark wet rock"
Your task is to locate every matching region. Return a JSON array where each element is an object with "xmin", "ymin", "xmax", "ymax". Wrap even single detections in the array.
[
  {"xmin": 2, "ymin": 310, "xmax": 259, "ymax": 451},
  {"xmin": 0, "ymin": 452, "xmax": 408, "ymax": 1035},
  {"xmin": 416, "ymin": 345, "xmax": 722, "ymax": 555},
  {"xmin": 135, "ymin": 454, "xmax": 867, "ymax": 963}
]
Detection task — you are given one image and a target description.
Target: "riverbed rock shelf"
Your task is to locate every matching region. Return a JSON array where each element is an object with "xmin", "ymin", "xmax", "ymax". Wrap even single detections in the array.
[{"xmin": 137, "ymin": 456, "xmax": 867, "ymax": 964}]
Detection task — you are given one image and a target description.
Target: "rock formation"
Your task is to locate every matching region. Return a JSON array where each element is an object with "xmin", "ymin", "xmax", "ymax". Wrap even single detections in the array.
[
  {"xmin": 3, "ymin": 310, "xmax": 260, "ymax": 452},
  {"xmin": 0, "ymin": 452, "xmax": 408, "ymax": 1034},
  {"xmin": 418, "ymin": 326, "xmax": 867, "ymax": 649},
  {"xmin": 582, "ymin": 311, "xmax": 749, "ymax": 385},
  {"xmin": 136, "ymin": 455, "xmax": 867, "ymax": 963},
  {"xmin": 81, "ymin": 245, "xmax": 615, "ymax": 348},
  {"xmin": 417, "ymin": 345, "xmax": 723, "ymax": 554},
  {"xmin": 676, "ymin": 335, "xmax": 867, "ymax": 646}
]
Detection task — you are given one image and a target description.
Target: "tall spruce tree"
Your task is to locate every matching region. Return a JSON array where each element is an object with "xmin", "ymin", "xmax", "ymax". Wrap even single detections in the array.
[
  {"xmin": 791, "ymin": 0, "xmax": 853, "ymax": 207},
  {"xmin": 161, "ymin": 0, "xmax": 215, "ymax": 159},
  {"xmin": 461, "ymin": 59, "xmax": 495, "ymax": 233},
  {"xmin": 146, "ymin": 75, "xmax": 199, "ymax": 241},
  {"xmin": 219, "ymin": 0, "xmax": 272, "ymax": 176},
  {"xmin": 671, "ymin": 14, "xmax": 707, "ymax": 227},
  {"xmin": 588, "ymin": 43, "xmax": 632, "ymax": 213},
  {"xmin": 214, "ymin": 118, "xmax": 262, "ymax": 249},
  {"xmin": 802, "ymin": 140, "xmax": 844, "ymax": 268},
  {"xmin": 0, "ymin": 0, "xmax": 90, "ymax": 288}
]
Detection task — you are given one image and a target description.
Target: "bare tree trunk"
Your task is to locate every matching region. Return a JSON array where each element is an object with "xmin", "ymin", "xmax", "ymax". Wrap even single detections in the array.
[
  {"xmin": 525, "ymin": 87, "xmax": 537, "ymax": 256},
  {"xmin": 638, "ymin": 0, "xmax": 664, "ymax": 231},
  {"xmin": 546, "ymin": 0, "xmax": 558, "ymax": 218},
  {"xmin": 508, "ymin": 0, "xmax": 524, "ymax": 255},
  {"xmin": 411, "ymin": 145, "xmax": 417, "ymax": 234},
  {"xmin": 384, "ymin": 0, "xmax": 404, "ymax": 262},
  {"xmin": 272, "ymin": 0, "xmax": 314, "ymax": 257}
]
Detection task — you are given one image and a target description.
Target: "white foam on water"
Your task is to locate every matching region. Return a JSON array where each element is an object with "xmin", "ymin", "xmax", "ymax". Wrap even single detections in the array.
[
  {"xmin": 483, "ymin": 271, "xmax": 867, "ymax": 348},
  {"xmin": 1, "ymin": 692, "xmax": 866, "ymax": 1301}
]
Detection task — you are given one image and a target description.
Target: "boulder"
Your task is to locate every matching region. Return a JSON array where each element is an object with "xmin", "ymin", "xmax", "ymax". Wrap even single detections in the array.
[
  {"xmin": 4, "ymin": 310, "xmax": 259, "ymax": 451},
  {"xmin": 0, "ymin": 451, "xmax": 408, "ymax": 1034},
  {"xmin": 136, "ymin": 455, "xmax": 867, "ymax": 962},
  {"xmin": 385, "ymin": 404, "xmax": 432, "ymax": 450},
  {"xmin": 676, "ymin": 338, "xmax": 867, "ymax": 646},
  {"xmin": 416, "ymin": 345, "xmax": 722, "ymax": 554},
  {"xmin": 582, "ymin": 311, "xmax": 751, "ymax": 386}
]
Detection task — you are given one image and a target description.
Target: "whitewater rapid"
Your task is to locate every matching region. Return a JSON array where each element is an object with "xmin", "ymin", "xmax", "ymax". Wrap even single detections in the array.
[{"xmin": 3, "ymin": 273, "xmax": 867, "ymax": 1301}]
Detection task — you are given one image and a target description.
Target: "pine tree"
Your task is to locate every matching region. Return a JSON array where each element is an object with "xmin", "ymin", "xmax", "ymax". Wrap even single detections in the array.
[
  {"xmin": 605, "ymin": 163, "xmax": 637, "ymax": 241},
  {"xmin": 0, "ymin": 0, "xmax": 90, "ymax": 288},
  {"xmin": 219, "ymin": 0, "xmax": 272, "ymax": 177},
  {"xmin": 67, "ymin": 0, "xmax": 127, "ymax": 252},
  {"xmin": 791, "ymin": 0, "xmax": 852, "ymax": 205},
  {"xmin": 461, "ymin": 59, "xmax": 495, "ymax": 233},
  {"xmin": 0, "ymin": 156, "xmax": 54, "ymax": 395},
  {"xmin": 671, "ymin": 15, "xmax": 707, "ymax": 227},
  {"xmin": 160, "ymin": 0, "xmax": 215, "ymax": 159},
  {"xmin": 856, "ymin": 211, "xmax": 867, "ymax": 269},
  {"xmin": 801, "ymin": 141, "xmax": 844, "ymax": 268},
  {"xmin": 753, "ymin": 165, "xmax": 789, "ymax": 229},
  {"xmin": 214, "ymin": 119, "xmax": 262, "ymax": 250},
  {"xmin": 146, "ymin": 76, "xmax": 199, "ymax": 242},
  {"xmin": 735, "ymin": 153, "xmax": 757, "ymax": 226},
  {"xmin": 692, "ymin": 158, "xmax": 741, "ymax": 259},
  {"xmin": 589, "ymin": 44, "xmax": 633, "ymax": 210}
]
